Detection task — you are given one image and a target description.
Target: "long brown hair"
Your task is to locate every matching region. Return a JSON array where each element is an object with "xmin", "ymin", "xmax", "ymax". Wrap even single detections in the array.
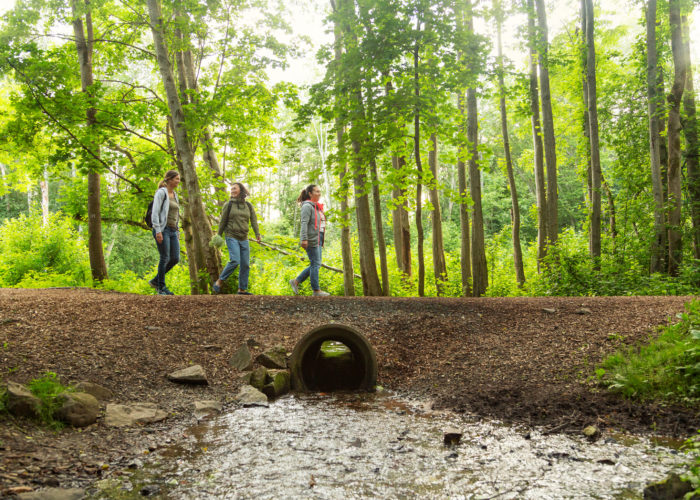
[
  {"xmin": 232, "ymin": 182, "xmax": 249, "ymax": 199},
  {"xmin": 158, "ymin": 170, "xmax": 179, "ymax": 188},
  {"xmin": 297, "ymin": 184, "xmax": 317, "ymax": 203}
]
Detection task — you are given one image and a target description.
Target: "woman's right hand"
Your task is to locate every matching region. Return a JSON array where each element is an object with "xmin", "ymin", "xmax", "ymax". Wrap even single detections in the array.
[
  {"xmin": 301, "ymin": 240, "xmax": 308, "ymax": 249},
  {"xmin": 156, "ymin": 232, "xmax": 163, "ymax": 244}
]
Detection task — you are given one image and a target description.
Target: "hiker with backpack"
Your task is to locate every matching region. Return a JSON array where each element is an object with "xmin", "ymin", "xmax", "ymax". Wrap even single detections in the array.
[
  {"xmin": 212, "ymin": 182, "xmax": 261, "ymax": 295},
  {"xmin": 148, "ymin": 170, "xmax": 181, "ymax": 295},
  {"xmin": 289, "ymin": 184, "xmax": 330, "ymax": 297}
]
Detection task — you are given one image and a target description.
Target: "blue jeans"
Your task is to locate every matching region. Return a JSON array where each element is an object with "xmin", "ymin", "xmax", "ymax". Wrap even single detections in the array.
[
  {"xmin": 153, "ymin": 226, "xmax": 179, "ymax": 289},
  {"xmin": 219, "ymin": 237, "xmax": 250, "ymax": 290},
  {"xmin": 296, "ymin": 244, "xmax": 322, "ymax": 291}
]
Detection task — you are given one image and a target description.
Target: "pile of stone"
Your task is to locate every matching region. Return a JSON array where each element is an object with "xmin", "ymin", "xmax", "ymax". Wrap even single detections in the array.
[{"xmin": 230, "ymin": 342, "xmax": 292, "ymax": 407}]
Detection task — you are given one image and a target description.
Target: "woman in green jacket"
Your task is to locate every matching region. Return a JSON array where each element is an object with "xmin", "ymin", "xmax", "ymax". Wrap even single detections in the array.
[{"xmin": 213, "ymin": 183, "xmax": 261, "ymax": 294}]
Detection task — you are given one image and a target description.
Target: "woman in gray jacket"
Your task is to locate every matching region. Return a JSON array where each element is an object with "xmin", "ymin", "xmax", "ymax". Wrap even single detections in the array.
[
  {"xmin": 289, "ymin": 184, "xmax": 330, "ymax": 296},
  {"xmin": 148, "ymin": 170, "xmax": 180, "ymax": 295}
]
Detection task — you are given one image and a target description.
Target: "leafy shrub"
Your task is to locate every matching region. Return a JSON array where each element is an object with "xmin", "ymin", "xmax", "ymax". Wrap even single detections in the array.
[
  {"xmin": 0, "ymin": 212, "xmax": 91, "ymax": 287},
  {"xmin": 27, "ymin": 372, "xmax": 72, "ymax": 429},
  {"xmin": 597, "ymin": 299, "xmax": 700, "ymax": 404}
]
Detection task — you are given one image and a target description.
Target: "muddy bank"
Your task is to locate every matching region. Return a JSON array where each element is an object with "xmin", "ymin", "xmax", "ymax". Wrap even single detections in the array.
[{"xmin": 0, "ymin": 288, "xmax": 698, "ymax": 493}]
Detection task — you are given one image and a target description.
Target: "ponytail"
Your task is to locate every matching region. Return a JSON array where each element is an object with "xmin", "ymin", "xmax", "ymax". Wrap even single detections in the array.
[
  {"xmin": 158, "ymin": 170, "xmax": 179, "ymax": 188},
  {"xmin": 297, "ymin": 184, "xmax": 317, "ymax": 204}
]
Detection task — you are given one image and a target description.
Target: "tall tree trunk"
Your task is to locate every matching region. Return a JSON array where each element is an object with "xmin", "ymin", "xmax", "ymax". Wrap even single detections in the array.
[
  {"xmin": 456, "ymin": 0, "xmax": 472, "ymax": 297},
  {"xmin": 667, "ymin": 0, "xmax": 686, "ymax": 276},
  {"xmin": 166, "ymin": 121, "xmax": 202, "ymax": 294},
  {"xmin": 535, "ymin": 0, "xmax": 558, "ymax": 247},
  {"xmin": 352, "ymin": 138, "xmax": 382, "ymax": 296},
  {"xmin": 147, "ymin": 0, "xmax": 221, "ymax": 291},
  {"xmin": 583, "ymin": 0, "xmax": 602, "ymax": 266},
  {"xmin": 392, "ymin": 155, "xmax": 412, "ymax": 277},
  {"xmin": 414, "ymin": 31, "xmax": 426, "ymax": 297},
  {"xmin": 526, "ymin": 0, "xmax": 547, "ymax": 269},
  {"xmin": 495, "ymin": 0, "xmax": 525, "ymax": 287},
  {"xmin": 369, "ymin": 158, "xmax": 389, "ymax": 295},
  {"xmin": 332, "ymin": 0, "xmax": 355, "ymax": 296},
  {"xmin": 467, "ymin": 85, "xmax": 487, "ymax": 296},
  {"xmin": 428, "ymin": 133, "xmax": 448, "ymax": 294},
  {"xmin": 457, "ymin": 96, "xmax": 472, "ymax": 297},
  {"xmin": 646, "ymin": 0, "xmax": 667, "ymax": 273},
  {"xmin": 72, "ymin": 0, "xmax": 108, "ymax": 282},
  {"xmin": 681, "ymin": 17, "xmax": 700, "ymax": 260}
]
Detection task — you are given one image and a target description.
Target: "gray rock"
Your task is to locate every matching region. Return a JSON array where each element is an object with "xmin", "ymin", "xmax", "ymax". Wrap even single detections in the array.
[
  {"xmin": 230, "ymin": 344, "xmax": 254, "ymax": 371},
  {"xmin": 575, "ymin": 307, "xmax": 592, "ymax": 315},
  {"xmin": 643, "ymin": 473, "xmax": 694, "ymax": 500},
  {"xmin": 255, "ymin": 345, "xmax": 287, "ymax": 369},
  {"xmin": 262, "ymin": 370, "xmax": 291, "ymax": 399},
  {"xmin": 73, "ymin": 381, "xmax": 113, "ymax": 401},
  {"xmin": 542, "ymin": 308, "xmax": 556, "ymax": 314},
  {"xmin": 246, "ymin": 337, "xmax": 261, "ymax": 348},
  {"xmin": 6, "ymin": 381, "xmax": 41, "ymax": 418},
  {"xmin": 56, "ymin": 392, "xmax": 100, "ymax": 427},
  {"xmin": 17, "ymin": 488, "xmax": 85, "ymax": 500},
  {"xmin": 194, "ymin": 400, "xmax": 222, "ymax": 418},
  {"xmin": 249, "ymin": 366, "xmax": 268, "ymax": 391},
  {"xmin": 239, "ymin": 372, "xmax": 253, "ymax": 385},
  {"xmin": 167, "ymin": 365, "xmax": 208, "ymax": 385},
  {"xmin": 104, "ymin": 403, "xmax": 167, "ymax": 427},
  {"xmin": 234, "ymin": 385, "xmax": 269, "ymax": 407}
]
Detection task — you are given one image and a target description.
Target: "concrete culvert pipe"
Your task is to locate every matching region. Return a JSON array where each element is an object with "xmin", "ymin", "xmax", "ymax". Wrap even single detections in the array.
[{"xmin": 290, "ymin": 324, "xmax": 377, "ymax": 392}]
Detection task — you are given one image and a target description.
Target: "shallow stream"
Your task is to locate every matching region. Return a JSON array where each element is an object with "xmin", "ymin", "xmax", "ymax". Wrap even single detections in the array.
[{"xmin": 93, "ymin": 392, "xmax": 692, "ymax": 499}]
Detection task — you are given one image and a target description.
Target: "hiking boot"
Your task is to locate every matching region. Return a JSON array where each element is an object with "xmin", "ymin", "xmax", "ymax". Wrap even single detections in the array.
[
  {"xmin": 212, "ymin": 282, "xmax": 221, "ymax": 294},
  {"xmin": 289, "ymin": 279, "xmax": 299, "ymax": 295},
  {"xmin": 312, "ymin": 290, "xmax": 330, "ymax": 297},
  {"xmin": 237, "ymin": 291, "xmax": 253, "ymax": 295},
  {"xmin": 158, "ymin": 287, "xmax": 174, "ymax": 296},
  {"xmin": 148, "ymin": 278, "xmax": 158, "ymax": 290}
]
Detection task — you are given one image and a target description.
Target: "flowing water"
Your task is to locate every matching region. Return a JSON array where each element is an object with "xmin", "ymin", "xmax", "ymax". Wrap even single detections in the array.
[{"xmin": 93, "ymin": 392, "xmax": 691, "ymax": 499}]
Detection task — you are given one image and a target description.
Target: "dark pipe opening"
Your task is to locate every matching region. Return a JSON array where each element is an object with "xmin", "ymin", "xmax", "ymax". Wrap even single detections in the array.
[{"xmin": 290, "ymin": 324, "xmax": 377, "ymax": 392}]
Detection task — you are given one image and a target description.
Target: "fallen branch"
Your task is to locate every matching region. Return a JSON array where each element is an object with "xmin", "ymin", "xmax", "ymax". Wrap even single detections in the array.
[{"xmin": 254, "ymin": 240, "xmax": 361, "ymax": 279}]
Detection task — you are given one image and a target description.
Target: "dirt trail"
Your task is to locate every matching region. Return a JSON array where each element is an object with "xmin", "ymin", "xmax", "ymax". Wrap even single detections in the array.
[{"xmin": 0, "ymin": 289, "xmax": 697, "ymax": 493}]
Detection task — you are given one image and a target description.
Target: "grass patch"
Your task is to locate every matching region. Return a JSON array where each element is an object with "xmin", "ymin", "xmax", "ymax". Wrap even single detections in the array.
[
  {"xmin": 27, "ymin": 372, "xmax": 73, "ymax": 430},
  {"xmin": 596, "ymin": 299, "xmax": 700, "ymax": 405}
]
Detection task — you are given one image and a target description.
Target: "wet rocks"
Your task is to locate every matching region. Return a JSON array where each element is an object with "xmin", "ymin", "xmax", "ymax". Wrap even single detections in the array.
[
  {"xmin": 104, "ymin": 403, "xmax": 167, "ymax": 427},
  {"xmin": 582, "ymin": 425, "xmax": 600, "ymax": 441},
  {"xmin": 643, "ymin": 473, "xmax": 695, "ymax": 499},
  {"xmin": 262, "ymin": 370, "xmax": 291, "ymax": 399},
  {"xmin": 234, "ymin": 385, "xmax": 269, "ymax": 407},
  {"xmin": 5, "ymin": 381, "xmax": 41, "ymax": 418},
  {"xmin": 55, "ymin": 392, "xmax": 100, "ymax": 427},
  {"xmin": 249, "ymin": 366, "xmax": 268, "ymax": 391},
  {"xmin": 194, "ymin": 400, "xmax": 223, "ymax": 419},
  {"xmin": 255, "ymin": 345, "xmax": 287, "ymax": 369},
  {"xmin": 230, "ymin": 344, "xmax": 254, "ymax": 371},
  {"xmin": 167, "ymin": 365, "xmax": 208, "ymax": 385}
]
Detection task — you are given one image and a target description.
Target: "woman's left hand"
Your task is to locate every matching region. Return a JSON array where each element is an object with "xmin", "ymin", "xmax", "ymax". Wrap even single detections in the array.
[{"xmin": 256, "ymin": 235, "xmax": 262, "ymax": 243}]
